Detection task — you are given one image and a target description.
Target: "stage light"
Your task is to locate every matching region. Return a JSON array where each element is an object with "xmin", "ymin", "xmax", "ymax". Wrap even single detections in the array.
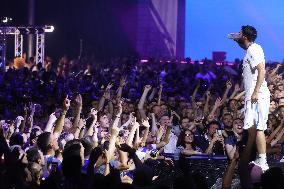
[
  {"xmin": 1, "ymin": 17, "xmax": 12, "ymax": 23},
  {"xmin": 44, "ymin": 25, "xmax": 54, "ymax": 33}
]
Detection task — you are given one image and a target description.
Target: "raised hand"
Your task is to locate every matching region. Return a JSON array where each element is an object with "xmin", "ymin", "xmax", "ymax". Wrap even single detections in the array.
[
  {"xmin": 90, "ymin": 108, "xmax": 98, "ymax": 119},
  {"xmin": 205, "ymin": 91, "xmax": 211, "ymax": 99},
  {"xmin": 144, "ymin": 85, "xmax": 152, "ymax": 91},
  {"xmin": 234, "ymin": 83, "xmax": 241, "ymax": 92},
  {"xmin": 214, "ymin": 97, "xmax": 222, "ymax": 108},
  {"xmin": 49, "ymin": 112, "xmax": 57, "ymax": 122},
  {"xmin": 63, "ymin": 97, "xmax": 71, "ymax": 111},
  {"xmin": 15, "ymin": 116, "xmax": 24, "ymax": 125},
  {"xmin": 75, "ymin": 94, "xmax": 83, "ymax": 107},
  {"xmin": 120, "ymin": 77, "xmax": 127, "ymax": 87},
  {"xmin": 29, "ymin": 102, "xmax": 36, "ymax": 116},
  {"xmin": 141, "ymin": 118, "xmax": 150, "ymax": 128},
  {"xmin": 106, "ymin": 82, "xmax": 113, "ymax": 91},
  {"xmin": 117, "ymin": 99, "xmax": 123, "ymax": 116},
  {"xmin": 226, "ymin": 80, "xmax": 232, "ymax": 89},
  {"xmin": 103, "ymin": 90, "xmax": 111, "ymax": 100},
  {"xmin": 78, "ymin": 118, "xmax": 86, "ymax": 130},
  {"xmin": 111, "ymin": 125, "xmax": 120, "ymax": 136}
]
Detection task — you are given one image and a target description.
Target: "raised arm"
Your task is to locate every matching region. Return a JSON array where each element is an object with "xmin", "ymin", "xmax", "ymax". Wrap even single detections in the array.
[
  {"xmin": 53, "ymin": 97, "xmax": 70, "ymax": 139},
  {"xmin": 221, "ymin": 80, "xmax": 232, "ymax": 105},
  {"xmin": 222, "ymin": 150, "xmax": 239, "ymax": 189},
  {"xmin": 209, "ymin": 97, "xmax": 222, "ymax": 117},
  {"xmin": 70, "ymin": 94, "xmax": 83, "ymax": 133},
  {"xmin": 157, "ymin": 84, "xmax": 163, "ymax": 106},
  {"xmin": 203, "ymin": 91, "xmax": 211, "ymax": 115},
  {"xmin": 148, "ymin": 87, "xmax": 157, "ymax": 102},
  {"xmin": 98, "ymin": 83, "xmax": 113, "ymax": 111},
  {"xmin": 192, "ymin": 81, "xmax": 200, "ymax": 109},
  {"xmin": 138, "ymin": 85, "xmax": 152, "ymax": 120},
  {"xmin": 150, "ymin": 113, "xmax": 158, "ymax": 136},
  {"xmin": 229, "ymin": 83, "xmax": 241, "ymax": 99},
  {"xmin": 44, "ymin": 112, "xmax": 57, "ymax": 132},
  {"xmin": 117, "ymin": 77, "xmax": 126, "ymax": 99},
  {"xmin": 126, "ymin": 118, "xmax": 139, "ymax": 147}
]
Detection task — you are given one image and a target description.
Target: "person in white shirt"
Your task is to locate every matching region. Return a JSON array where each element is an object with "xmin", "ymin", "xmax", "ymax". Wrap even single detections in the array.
[{"xmin": 231, "ymin": 25, "xmax": 270, "ymax": 171}]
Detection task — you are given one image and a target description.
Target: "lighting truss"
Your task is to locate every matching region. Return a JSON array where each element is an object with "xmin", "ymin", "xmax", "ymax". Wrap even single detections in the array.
[{"xmin": 0, "ymin": 25, "xmax": 54, "ymax": 68}]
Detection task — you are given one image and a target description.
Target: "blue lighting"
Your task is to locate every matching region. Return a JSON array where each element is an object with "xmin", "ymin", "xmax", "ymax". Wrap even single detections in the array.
[{"xmin": 185, "ymin": 0, "xmax": 284, "ymax": 62}]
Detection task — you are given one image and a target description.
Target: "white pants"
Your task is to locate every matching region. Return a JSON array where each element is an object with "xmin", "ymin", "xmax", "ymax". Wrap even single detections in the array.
[{"xmin": 244, "ymin": 96, "xmax": 270, "ymax": 130}]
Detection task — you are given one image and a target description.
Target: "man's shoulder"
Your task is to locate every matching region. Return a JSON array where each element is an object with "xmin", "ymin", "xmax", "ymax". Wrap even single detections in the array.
[{"xmin": 248, "ymin": 43, "xmax": 263, "ymax": 54}]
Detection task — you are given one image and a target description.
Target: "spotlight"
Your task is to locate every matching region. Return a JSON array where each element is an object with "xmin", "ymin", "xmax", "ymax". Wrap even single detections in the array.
[
  {"xmin": 2, "ymin": 17, "xmax": 12, "ymax": 23},
  {"xmin": 44, "ymin": 26, "xmax": 54, "ymax": 33}
]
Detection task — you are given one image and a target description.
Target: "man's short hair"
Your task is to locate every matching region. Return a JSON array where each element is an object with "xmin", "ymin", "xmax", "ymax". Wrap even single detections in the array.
[
  {"xmin": 26, "ymin": 147, "xmax": 41, "ymax": 163},
  {"xmin": 207, "ymin": 120, "xmax": 221, "ymax": 128},
  {"xmin": 242, "ymin": 25, "xmax": 257, "ymax": 42},
  {"xmin": 37, "ymin": 132, "xmax": 51, "ymax": 155}
]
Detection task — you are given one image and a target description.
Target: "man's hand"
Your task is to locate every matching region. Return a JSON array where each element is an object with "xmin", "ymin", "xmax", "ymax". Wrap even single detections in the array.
[
  {"xmin": 117, "ymin": 99, "xmax": 123, "ymax": 116},
  {"xmin": 106, "ymin": 82, "xmax": 113, "ymax": 90},
  {"xmin": 49, "ymin": 112, "xmax": 57, "ymax": 122},
  {"xmin": 251, "ymin": 91, "xmax": 258, "ymax": 104},
  {"xmin": 111, "ymin": 125, "xmax": 120, "ymax": 136},
  {"xmin": 214, "ymin": 97, "xmax": 222, "ymax": 108},
  {"xmin": 141, "ymin": 118, "xmax": 150, "ymax": 128},
  {"xmin": 75, "ymin": 94, "xmax": 83, "ymax": 107},
  {"xmin": 206, "ymin": 91, "xmax": 211, "ymax": 99},
  {"xmin": 90, "ymin": 108, "xmax": 98, "ymax": 120},
  {"xmin": 120, "ymin": 77, "xmax": 127, "ymax": 87},
  {"xmin": 63, "ymin": 97, "xmax": 71, "ymax": 111},
  {"xmin": 234, "ymin": 83, "xmax": 241, "ymax": 92},
  {"xmin": 29, "ymin": 103, "xmax": 36, "ymax": 116},
  {"xmin": 226, "ymin": 80, "xmax": 232, "ymax": 89},
  {"xmin": 144, "ymin": 85, "xmax": 152, "ymax": 92}
]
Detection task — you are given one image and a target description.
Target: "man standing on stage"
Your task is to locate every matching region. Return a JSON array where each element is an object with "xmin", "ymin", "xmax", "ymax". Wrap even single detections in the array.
[{"xmin": 230, "ymin": 25, "xmax": 270, "ymax": 171}]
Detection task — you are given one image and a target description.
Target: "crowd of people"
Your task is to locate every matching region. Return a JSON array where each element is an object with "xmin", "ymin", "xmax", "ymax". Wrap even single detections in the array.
[{"xmin": 0, "ymin": 55, "xmax": 284, "ymax": 189}]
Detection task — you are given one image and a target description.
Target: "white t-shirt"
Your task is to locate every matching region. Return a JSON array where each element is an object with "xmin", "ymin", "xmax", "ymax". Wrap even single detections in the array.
[{"xmin": 242, "ymin": 43, "xmax": 269, "ymax": 100}]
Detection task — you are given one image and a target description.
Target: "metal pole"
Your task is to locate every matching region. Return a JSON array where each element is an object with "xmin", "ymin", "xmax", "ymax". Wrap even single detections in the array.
[{"xmin": 27, "ymin": 0, "xmax": 35, "ymax": 59}]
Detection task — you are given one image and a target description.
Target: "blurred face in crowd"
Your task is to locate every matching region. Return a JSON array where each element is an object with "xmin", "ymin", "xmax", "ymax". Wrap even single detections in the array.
[
  {"xmin": 184, "ymin": 130, "xmax": 194, "ymax": 143},
  {"xmin": 99, "ymin": 114, "xmax": 110, "ymax": 128},
  {"xmin": 268, "ymin": 84, "xmax": 274, "ymax": 92},
  {"xmin": 233, "ymin": 118, "xmax": 243, "ymax": 134},
  {"xmin": 121, "ymin": 113, "xmax": 129, "ymax": 125},
  {"xmin": 182, "ymin": 108, "xmax": 194, "ymax": 120},
  {"xmin": 181, "ymin": 118, "xmax": 190, "ymax": 130},
  {"xmin": 159, "ymin": 115, "xmax": 170, "ymax": 126},
  {"xmin": 268, "ymin": 114, "xmax": 277, "ymax": 126},
  {"xmin": 160, "ymin": 104, "xmax": 168, "ymax": 115},
  {"xmin": 229, "ymin": 99, "xmax": 238, "ymax": 111},
  {"xmin": 267, "ymin": 123, "xmax": 274, "ymax": 134},
  {"xmin": 277, "ymin": 83, "xmax": 284, "ymax": 91},
  {"xmin": 188, "ymin": 121, "xmax": 197, "ymax": 133},
  {"xmin": 168, "ymin": 97, "xmax": 176, "ymax": 107},
  {"xmin": 278, "ymin": 98, "xmax": 284, "ymax": 107},
  {"xmin": 274, "ymin": 90, "xmax": 280, "ymax": 99},
  {"xmin": 270, "ymin": 100, "xmax": 277, "ymax": 113},
  {"xmin": 208, "ymin": 123, "xmax": 219, "ymax": 136},
  {"xmin": 278, "ymin": 107, "xmax": 284, "ymax": 119},
  {"xmin": 152, "ymin": 105, "xmax": 161, "ymax": 116},
  {"xmin": 222, "ymin": 113, "xmax": 233, "ymax": 129}
]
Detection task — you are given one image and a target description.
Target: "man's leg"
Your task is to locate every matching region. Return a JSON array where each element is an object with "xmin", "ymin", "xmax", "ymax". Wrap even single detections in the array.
[
  {"xmin": 255, "ymin": 127, "xmax": 268, "ymax": 171},
  {"xmin": 256, "ymin": 130, "xmax": 266, "ymax": 154}
]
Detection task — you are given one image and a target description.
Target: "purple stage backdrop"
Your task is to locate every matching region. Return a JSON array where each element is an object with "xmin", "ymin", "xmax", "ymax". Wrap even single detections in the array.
[{"xmin": 135, "ymin": 0, "xmax": 185, "ymax": 59}]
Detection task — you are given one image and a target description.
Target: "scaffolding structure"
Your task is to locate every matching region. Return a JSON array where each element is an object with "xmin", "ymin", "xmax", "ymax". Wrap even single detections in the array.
[{"xmin": 0, "ymin": 25, "xmax": 54, "ymax": 69}]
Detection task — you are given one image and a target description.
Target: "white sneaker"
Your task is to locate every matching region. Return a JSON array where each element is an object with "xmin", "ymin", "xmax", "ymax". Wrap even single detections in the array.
[{"xmin": 251, "ymin": 159, "xmax": 269, "ymax": 172}]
